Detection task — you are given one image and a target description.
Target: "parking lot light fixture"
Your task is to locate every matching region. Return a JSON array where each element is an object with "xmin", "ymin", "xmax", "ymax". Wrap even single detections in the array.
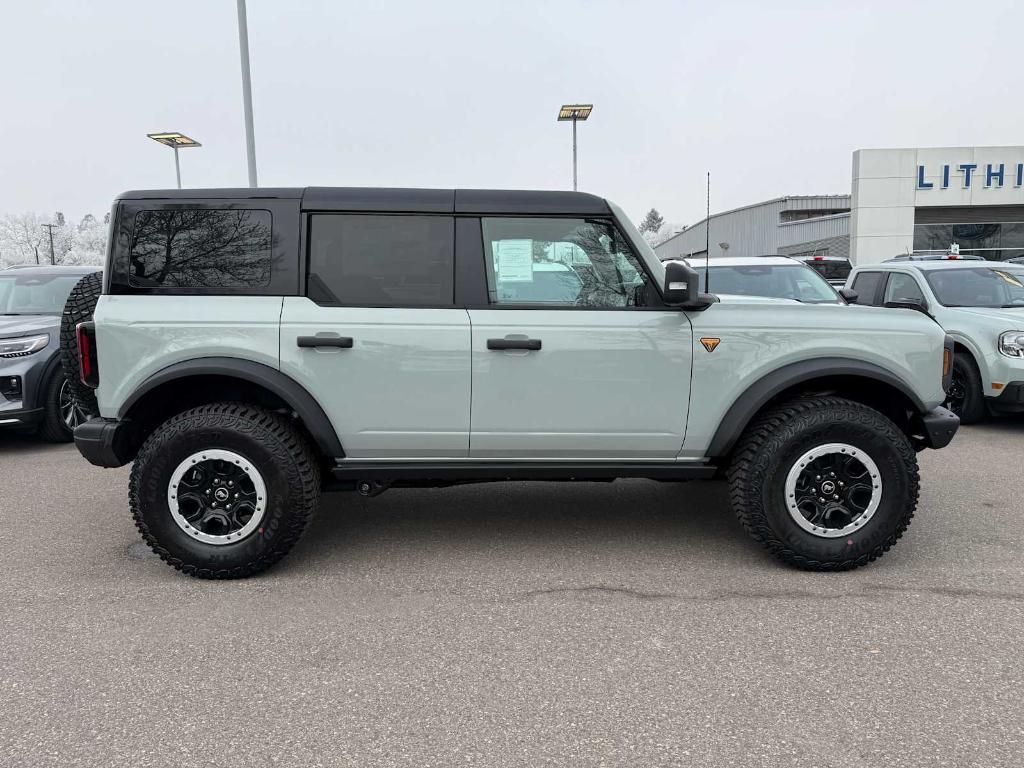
[
  {"xmin": 147, "ymin": 132, "xmax": 202, "ymax": 189},
  {"xmin": 557, "ymin": 104, "xmax": 593, "ymax": 191}
]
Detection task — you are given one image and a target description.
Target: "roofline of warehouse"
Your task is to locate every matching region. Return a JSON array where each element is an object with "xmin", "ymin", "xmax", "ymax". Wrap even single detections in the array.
[{"xmin": 655, "ymin": 194, "xmax": 851, "ymax": 249}]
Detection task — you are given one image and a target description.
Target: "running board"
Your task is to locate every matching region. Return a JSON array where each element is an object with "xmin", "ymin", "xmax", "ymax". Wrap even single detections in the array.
[{"xmin": 329, "ymin": 461, "xmax": 718, "ymax": 484}]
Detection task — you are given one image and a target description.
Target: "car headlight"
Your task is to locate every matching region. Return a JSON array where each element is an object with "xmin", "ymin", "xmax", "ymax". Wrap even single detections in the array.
[
  {"xmin": 998, "ymin": 331, "xmax": 1024, "ymax": 358},
  {"xmin": 0, "ymin": 333, "xmax": 50, "ymax": 358}
]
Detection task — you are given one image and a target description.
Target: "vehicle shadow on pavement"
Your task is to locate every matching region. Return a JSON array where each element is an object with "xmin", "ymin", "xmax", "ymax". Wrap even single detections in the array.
[
  {"xmin": 285, "ymin": 478, "xmax": 764, "ymax": 577},
  {"xmin": 0, "ymin": 432, "xmax": 72, "ymax": 456},
  {"xmin": 972, "ymin": 414, "xmax": 1024, "ymax": 433}
]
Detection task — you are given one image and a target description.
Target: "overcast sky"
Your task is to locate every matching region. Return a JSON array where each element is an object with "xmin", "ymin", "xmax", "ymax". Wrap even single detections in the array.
[{"xmin": 2, "ymin": 0, "xmax": 1022, "ymax": 226}]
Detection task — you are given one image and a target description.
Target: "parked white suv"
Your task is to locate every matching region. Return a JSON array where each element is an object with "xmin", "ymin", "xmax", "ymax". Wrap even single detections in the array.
[{"xmin": 846, "ymin": 258, "xmax": 1024, "ymax": 422}]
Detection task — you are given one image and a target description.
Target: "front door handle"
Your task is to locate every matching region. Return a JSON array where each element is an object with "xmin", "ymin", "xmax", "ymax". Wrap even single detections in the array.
[
  {"xmin": 297, "ymin": 335, "xmax": 354, "ymax": 349},
  {"xmin": 487, "ymin": 338, "xmax": 541, "ymax": 351}
]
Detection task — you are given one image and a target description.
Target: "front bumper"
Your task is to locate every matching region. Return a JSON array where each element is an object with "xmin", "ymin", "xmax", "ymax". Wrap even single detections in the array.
[
  {"xmin": 914, "ymin": 405, "xmax": 960, "ymax": 450},
  {"xmin": 0, "ymin": 406, "xmax": 43, "ymax": 429},
  {"xmin": 990, "ymin": 381, "xmax": 1024, "ymax": 414},
  {"xmin": 74, "ymin": 417, "xmax": 135, "ymax": 468}
]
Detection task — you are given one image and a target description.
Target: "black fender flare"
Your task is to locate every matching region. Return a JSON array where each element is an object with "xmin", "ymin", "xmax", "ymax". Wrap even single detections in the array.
[
  {"xmin": 38, "ymin": 349, "xmax": 65, "ymax": 387},
  {"xmin": 118, "ymin": 357, "xmax": 345, "ymax": 458},
  {"xmin": 706, "ymin": 357, "xmax": 927, "ymax": 459}
]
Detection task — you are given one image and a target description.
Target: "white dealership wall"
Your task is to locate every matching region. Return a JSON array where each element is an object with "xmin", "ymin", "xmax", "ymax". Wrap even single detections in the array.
[{"xmin": 850, "ymin": 146, "xmax": 1024, "ymax": 264}]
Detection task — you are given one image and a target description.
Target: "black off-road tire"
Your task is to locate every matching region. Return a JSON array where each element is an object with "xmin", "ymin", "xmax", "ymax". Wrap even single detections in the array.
[
  {"xmin": 946, "ymin": 353, "xmax": 986, "ymax": 425},
  {"xmin": 129, "ymin": 403, "xmax": 321, "ymax": 579},
  {"xmin": 36, "ymin": 368, "xmax": 76, "ymax": 443},
  {"xmin": 728, "ymin": 396, "xmax": 919, "ymax": 571},
  {"xmin": 59, "ymin": 270, "xmax": 103, "ymax": 418}
]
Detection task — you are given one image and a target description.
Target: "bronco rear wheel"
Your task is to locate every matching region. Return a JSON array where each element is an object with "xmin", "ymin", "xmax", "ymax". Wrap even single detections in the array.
[
  {"xmin": 129, "ymin": 403, "xmax": 321, "ymax": 579},
  {"xmin": 728, "ymin": 396, "xmax": 919, "ymax": 570}
]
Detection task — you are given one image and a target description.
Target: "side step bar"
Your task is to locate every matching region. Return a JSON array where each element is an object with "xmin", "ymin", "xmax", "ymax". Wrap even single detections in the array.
[{"xmin": 330, "ymin": 461, "xmax": 718, "ymax": 484}]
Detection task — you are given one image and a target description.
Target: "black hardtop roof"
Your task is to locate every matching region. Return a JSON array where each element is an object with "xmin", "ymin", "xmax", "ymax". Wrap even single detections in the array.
[{"xmin": 116, "ymin": 187, "xmax": 612, "ymax": 216}]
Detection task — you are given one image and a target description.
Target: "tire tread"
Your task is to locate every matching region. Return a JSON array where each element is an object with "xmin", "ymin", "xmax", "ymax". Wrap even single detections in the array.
[
  {"xmin": 727, "ymin": 395, "xmax": 919, "ymax": 571},
  {"xmin": 129, "ymin": 402, "xmax": 321, "ymax": 579}
]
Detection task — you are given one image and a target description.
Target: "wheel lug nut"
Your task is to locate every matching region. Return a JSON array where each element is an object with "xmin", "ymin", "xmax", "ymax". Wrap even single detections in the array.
[{"xmin": 834, "ymin": 495, "xmax": 839, "ymax": 500}]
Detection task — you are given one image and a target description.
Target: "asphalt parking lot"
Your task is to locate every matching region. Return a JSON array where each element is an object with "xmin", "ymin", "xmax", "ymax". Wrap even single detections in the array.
[{"xmin": 1, "ymin": 421, "xmax": 1023, "ymax": 768}]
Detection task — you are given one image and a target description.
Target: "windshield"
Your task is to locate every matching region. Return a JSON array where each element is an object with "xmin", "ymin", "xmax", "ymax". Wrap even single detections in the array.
[
  {"xmin": 690, "ymin": 264, "xmax": 840, "ymax": 304},
  {"xmin": 924, "ymin": 267, "xmax": 1024, "ymax": 308},
  {"xmin": 0, "ymin": 274, "xmax": 83, "ymax": 315}
]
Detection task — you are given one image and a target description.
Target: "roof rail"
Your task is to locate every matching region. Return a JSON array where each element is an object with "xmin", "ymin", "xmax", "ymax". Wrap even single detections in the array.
[{"xmin": 885, "ymin": 253, "xmax": 985, "ymax": 262}]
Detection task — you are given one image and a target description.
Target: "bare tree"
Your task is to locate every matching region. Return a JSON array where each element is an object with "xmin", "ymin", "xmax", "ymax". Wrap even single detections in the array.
[{"xmin": 0, "ymin": 212, "xmax": 46, "ymax": 267}]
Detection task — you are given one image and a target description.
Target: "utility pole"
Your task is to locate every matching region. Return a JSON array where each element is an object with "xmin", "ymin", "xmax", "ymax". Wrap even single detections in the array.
[
  {"xmin": 41, "ymin": 223, "xmax": 57, "ymax": 265},
  {"xmin": 236, "ymin": 0, "xmax": 258, "ymax": 187}
]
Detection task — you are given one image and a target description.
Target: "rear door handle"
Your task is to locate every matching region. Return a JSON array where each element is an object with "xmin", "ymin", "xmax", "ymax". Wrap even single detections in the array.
[
  {"xmin": 297, "ymin": 335, "xmax": 353, "ymax": 349},
  {"xmin": 487, "ymin": 338, "xmax": 542, "ymax": 351}
]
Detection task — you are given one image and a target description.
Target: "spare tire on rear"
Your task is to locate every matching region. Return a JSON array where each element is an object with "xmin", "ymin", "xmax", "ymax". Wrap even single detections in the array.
[{"xmin": 59, "ymin": 270, "xmax": 103, "ymax": 419}]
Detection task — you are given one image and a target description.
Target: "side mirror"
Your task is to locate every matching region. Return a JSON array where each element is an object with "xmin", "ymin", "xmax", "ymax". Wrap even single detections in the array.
[
  {"xmin": 883, "ymin": 297, "xmax": 929, "ymax": 314},
  {"xmin": 663, "ymin": 261, "xmax": 717, "ymax": 310},
  {"xmin": 838, "ymin": 287, "xmax": 859, "ymax": 303}
]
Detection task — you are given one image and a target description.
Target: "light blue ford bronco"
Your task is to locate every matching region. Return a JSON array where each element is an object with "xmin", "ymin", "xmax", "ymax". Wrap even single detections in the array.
[{"xmin": 66, "ymin": 187, "xmax": 959, "ymax": 578}]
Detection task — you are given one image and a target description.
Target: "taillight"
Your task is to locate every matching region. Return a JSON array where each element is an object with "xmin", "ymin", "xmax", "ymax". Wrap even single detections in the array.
[{"xmin": 76, "ymin": 322, "xmax": 99, "ymax": 388}]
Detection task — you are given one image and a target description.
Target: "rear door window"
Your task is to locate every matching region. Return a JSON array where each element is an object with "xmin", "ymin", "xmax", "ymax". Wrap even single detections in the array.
[{"xmin": 307, "ymin": 214, "xmax": 455, "ymax": 306}]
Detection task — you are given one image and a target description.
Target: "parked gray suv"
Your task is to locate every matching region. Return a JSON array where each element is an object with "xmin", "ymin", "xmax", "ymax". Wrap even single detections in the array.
[
  {"xmin": 0, "ymin": 265, "xmax": 99, "ymax": 440},
  {"xmin": 69, "ymin": 187, "xmax": 959, "ymax": 578}
]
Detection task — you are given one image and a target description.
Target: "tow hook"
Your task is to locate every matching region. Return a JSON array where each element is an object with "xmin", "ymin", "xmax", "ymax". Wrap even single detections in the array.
[{"xmin": 356, "ymin": 480, "xmax": 391, "ymax": 497}]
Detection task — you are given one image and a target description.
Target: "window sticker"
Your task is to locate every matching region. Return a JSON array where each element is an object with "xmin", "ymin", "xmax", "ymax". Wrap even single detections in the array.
[{"xmin": 495, "ymin": 239, "xmax": 534, "ymax": 282}]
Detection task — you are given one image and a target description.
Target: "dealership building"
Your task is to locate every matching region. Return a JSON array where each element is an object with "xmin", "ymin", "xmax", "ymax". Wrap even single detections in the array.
[{"xmin": 654, "ymin": 146, "xmax": 1024, "ymax": 265}]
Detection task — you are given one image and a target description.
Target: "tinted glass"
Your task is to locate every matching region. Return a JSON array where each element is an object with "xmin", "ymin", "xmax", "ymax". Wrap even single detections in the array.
[
  {"xmin": 691, "ymin": 265, "xmax": 838, "ymax": 303},
  {"xmin": 883, "ymin": 273, "xmax": 925, "ymax": 303},
  {"xmin": 0, "ymin": 274, "xmax": 84, "ymax": 315},
  {"xmin": 924, "ymin": 267, "xmax": 1024, "ymax": 308},
  {"xmin": 914, "ymin": 222, "xmax": 1024, "ymax": 258},
  {"xmin": 851, "ymin": 271, "xmax": 884, "ymax": 305},
  {"xmin": 129, "ymin": 209, "xmax": 272, "ymax": 288},
  {"xmin": 308, "ymin": 214, "xmax": 454, "ymax": 306},
  {"xmin": 802, "ymin": 258, "xmax": 851, "ymax": 282},
  {"xmin": 481, "ymin": 217, "xmax": 652, "ymax": 307}
]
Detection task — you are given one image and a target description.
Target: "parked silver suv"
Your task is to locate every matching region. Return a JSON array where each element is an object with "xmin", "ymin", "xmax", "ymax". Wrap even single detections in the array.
[
  {"xmin": 0, "ymin": 265, "xmax": 98, "ymax": 440},
  {"xmin": 69, "ymin": 187, "xmax": 959, "ymax": 578}
]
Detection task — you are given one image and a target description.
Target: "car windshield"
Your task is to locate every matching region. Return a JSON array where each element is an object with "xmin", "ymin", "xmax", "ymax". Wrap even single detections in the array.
[
  {"xmin": 924, "ymin": 267, "xmax": 1024, "ymax": 308},
  {"xmin": 0, "ymin": 274, "xmax": 83, "ymax": 315},
  {"xmin": 690, "ymin": 264, "xmax": 840, "ymax": 303}
]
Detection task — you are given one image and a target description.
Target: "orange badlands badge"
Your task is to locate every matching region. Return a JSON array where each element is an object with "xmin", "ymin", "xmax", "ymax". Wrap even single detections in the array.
[{"xmin": 700, "ymin": 337, "xmax": 721, "ymax": 353}]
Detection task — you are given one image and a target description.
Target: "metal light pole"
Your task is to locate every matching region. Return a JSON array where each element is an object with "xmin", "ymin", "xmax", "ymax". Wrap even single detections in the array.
[
  {"xmin": 557, "ymin": 104, "xmax": 593, "ymax": 191},
  {"xmin": 147, "ymin": 133, "xmax": 202, "ymax": 189},
  {"xmin": 236, "ymin": 0, "xmax": 258, "ymax": 187}
]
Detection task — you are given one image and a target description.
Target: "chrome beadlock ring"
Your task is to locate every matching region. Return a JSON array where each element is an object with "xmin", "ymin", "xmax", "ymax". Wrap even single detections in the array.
[
  {"xmin": 167, "ymin": 449, "xmax": 267, "ymax": 546},
  {"xmin": 783, "ymin": 442, "xmax": 882, "ymax": 539}
]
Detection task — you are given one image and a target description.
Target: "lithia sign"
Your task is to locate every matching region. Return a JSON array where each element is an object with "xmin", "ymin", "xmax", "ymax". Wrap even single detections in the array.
[{"xmin": 917, "ymin": 162, "xmax": 1024, "ymax": 190}]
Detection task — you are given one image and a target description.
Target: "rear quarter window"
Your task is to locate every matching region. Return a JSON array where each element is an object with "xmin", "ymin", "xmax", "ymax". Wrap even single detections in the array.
[{"xmin": 128, "ymin": 209, "xmax": 273, "ymax": 289}]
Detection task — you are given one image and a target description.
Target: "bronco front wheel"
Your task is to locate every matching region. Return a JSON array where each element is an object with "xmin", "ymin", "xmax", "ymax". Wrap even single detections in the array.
[
  {"xmin": 728, "ymin": 396, "xmax": 919, "ymax": 570},
  {"xmin": 129, "ymin": 403, "xmax": 321, "ymax": 578}
]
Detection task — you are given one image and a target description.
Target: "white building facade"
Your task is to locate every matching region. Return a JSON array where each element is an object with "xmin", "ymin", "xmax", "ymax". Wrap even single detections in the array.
[
  {"xmin": 654, "ymin": 146, "xmax": 1024, "ymax": 266},
  {"xmin": 851, "ymin": 146, "xmax": 1024, "ymax": 264}
]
